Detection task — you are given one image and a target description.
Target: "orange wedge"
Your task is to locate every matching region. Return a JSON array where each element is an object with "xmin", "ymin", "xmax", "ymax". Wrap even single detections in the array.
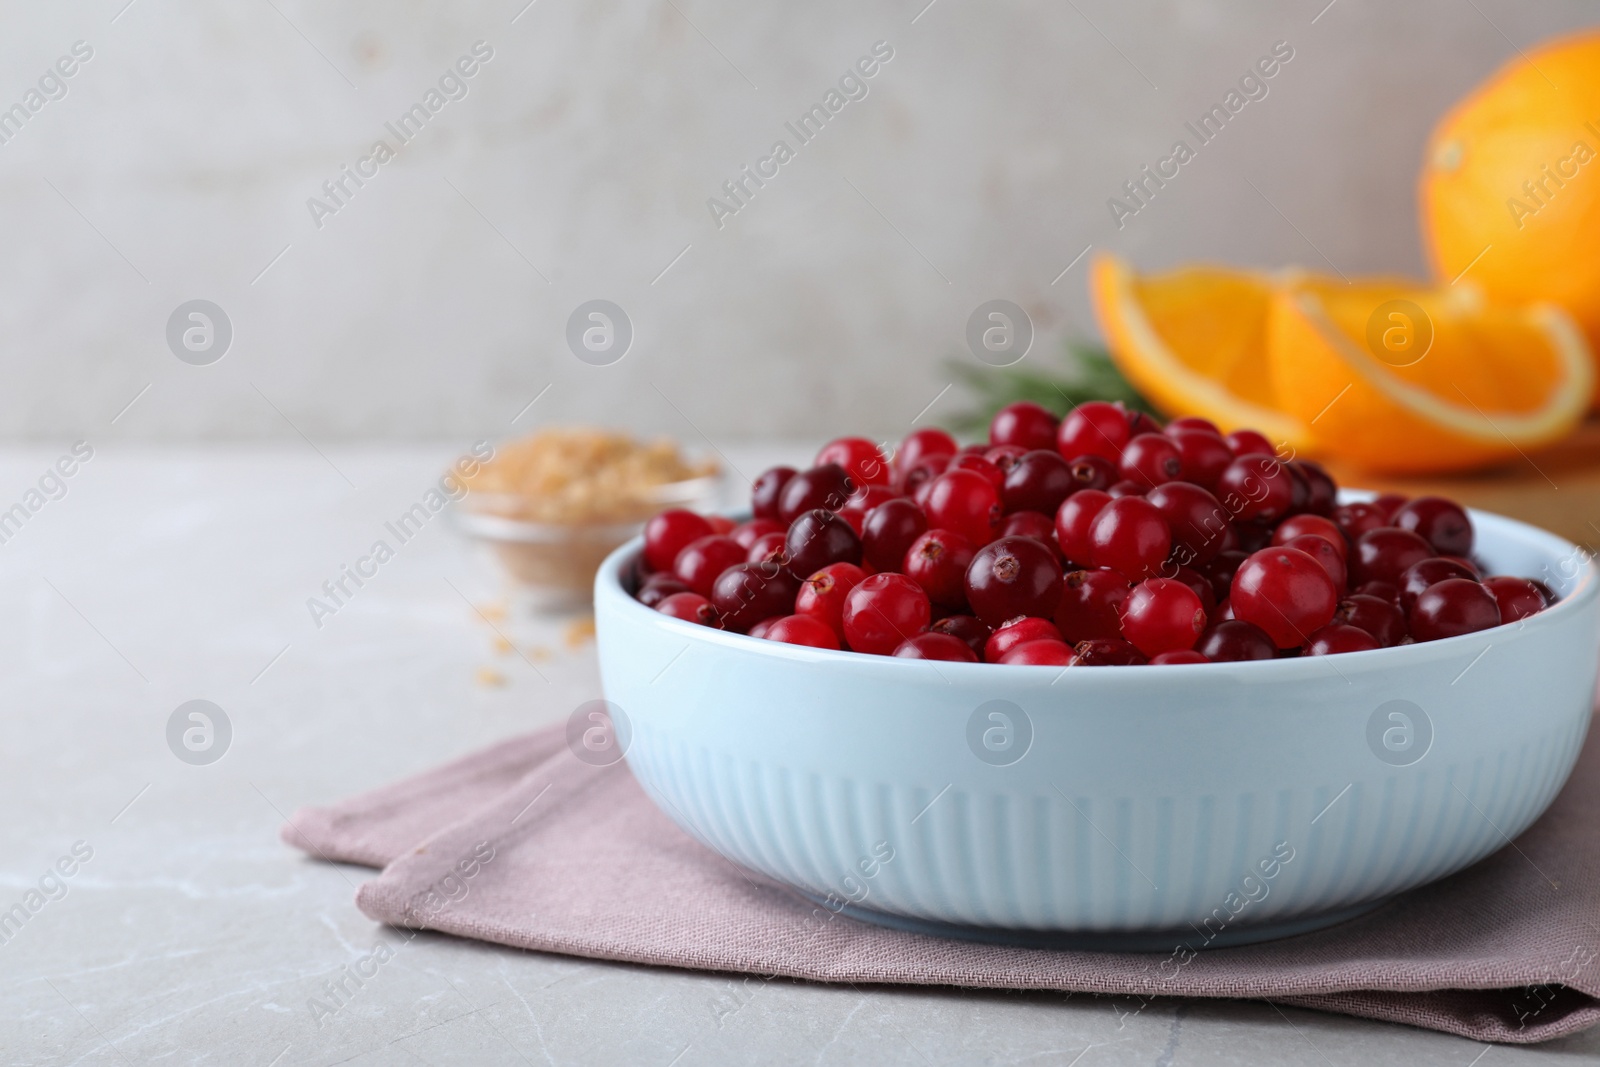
[
  {"xmin": 1090, "ymin": 254, "xmax": 1318, "ymax": 450},
  {"xmin": 1268, "ymin": 283, "xmax": 1593, "ymax": 473}
]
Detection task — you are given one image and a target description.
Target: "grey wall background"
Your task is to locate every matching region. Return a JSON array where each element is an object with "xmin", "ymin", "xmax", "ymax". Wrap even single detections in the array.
[{"xmin": 2, "ymin": 0, "xmax": 1595, "ymax": 444}]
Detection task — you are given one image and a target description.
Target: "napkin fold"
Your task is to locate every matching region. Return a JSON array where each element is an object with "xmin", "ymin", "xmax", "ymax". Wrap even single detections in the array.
[{"xmin": 282, "ymin": 720, "xmax": 1600, "ymax": 1044}]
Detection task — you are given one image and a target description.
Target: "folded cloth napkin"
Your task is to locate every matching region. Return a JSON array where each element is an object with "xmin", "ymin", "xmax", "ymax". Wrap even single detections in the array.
[{"xmin": 281, "ymin": 721, "xmax": 1600, "ymax": 1044}]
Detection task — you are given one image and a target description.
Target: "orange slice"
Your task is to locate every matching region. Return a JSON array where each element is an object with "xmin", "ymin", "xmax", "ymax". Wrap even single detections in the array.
[{"xmin": 1268, "ymin": 283, "xmax": 1592, "ymax": 473}]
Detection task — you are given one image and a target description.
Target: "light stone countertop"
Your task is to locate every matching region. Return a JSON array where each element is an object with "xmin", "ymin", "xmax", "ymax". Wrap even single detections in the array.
[{"xmin": 2, "ymin": 443, "xmax": 1597, "ymax": 1066}]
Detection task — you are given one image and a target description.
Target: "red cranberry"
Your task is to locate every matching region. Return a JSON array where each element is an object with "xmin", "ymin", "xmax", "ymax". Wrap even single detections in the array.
[
  {"xmin": 1282, "ymin": 463, "xmax": 1312, "ymax": 516},
  {"xmin": 1351, "ymin": 527, "xmax": 1433, "ymax": 587},
  {"xmin": 989, "ymin": 401, "xmax": 1059, "ymax": 451},
  {"xmin": 965, "ymin": 537, "xmax": 1063, "ymax": 627},
  {"xmin": 1065, "ymin": 454, "xmax": 1119, "ymax": 494},
  {"xmin": 899, "ymin": 453, "xmax": 951, "ymax": 497},
  {"xmin": 1216, "ymin": 456, "xmax": 1294, "ymax": 523},
  {"xmin": 1167, "ymin": 415, "xmax": 1220, "ymax": 435},
  {"xmin": 1107, "ymin": 480, "xmax": 1148, "ymax": 498},
  {"xmin": 1170, "ymin": 565, "xmax": 1218, "ymax": 614},
  {"xmin": 707, "ymin": 515, "xmax": 737, "ymax": 535},
  {"xmin": 656, "ymin": 591, "xmax": 718, "ymax": 626},
  {"xmin": 924, "ymin": 468, "xmax": 1002, "ymax": 546},
  {"xmin": 1167, "ymin": 429, "xmax": 1233, "ymax": 489},
  {"xmin": 794, "ymin": 562, "xmax": 866, "ymax": 638},
  {"xmin": 1056, "ymin": 489, "xmax": 1111, "ymax": 566},
  {"xmin": 862, "ymin": 498, "xmax": 928, "ymax": 573},
  {"xmin": 1306, "ymin": 623, "xmax": 1380, "ymax": 655},
  {"xmin": 1440, "ymin": 554, "xmax": 1481, "ymax": 577},
  {"xmin": 897, "ymin": 428, "xmax": 959, "ymax": 474},
  {"xmin": 1055, "ymin": 569, "xmax": 1131, "ymax": 642},
  {"xmin": 1003, "ymin": 450, "xmax": 1076, "ymax": 514},
  {"xmin": 1146, "ymin": 481, "xmax": 1228, "ymax": 566},
  {"xmin": 644, "ymin": 509, "xmax": 714, "ymax": 572},
  {"xmin": 1407, "ymin": 578, "xmax": 1501, "ymax": 642},
  {"xmin": 950, "ymin": 453, "xmax": 1006, "ymax": 493},
  {"xmin": 746, "ymin": 532, "xmax": 788, "ymax": 567},
  {"xmin": 984, "ymin": 444, "xmax": 1028, "ymax": 474},
  {"xmin": 1230, "ymin": 547, "xmax": 1339, "ymax": 648},
  {"xmin": 1119, "ymin": 578, "xmax": 1206, "ymax": 656},
  {"xmin": 1120, "ymin": 433, "xmax": 1185, "ymax": 488},
  {"xmin": 711, "ymin": 561, "xmax": 802, "ymax": 633},
  {"xmin": 905, "ymin": 529, "xmax": 977, "ymax": 607},
  {"xmin": 1292, "ymin": 461, "xmax": 1339, "ymax": 516},
  {"xmin": 842, "ymin": 573, "xmax": 931, "ymax": 655},
  {"xmin": 1126, "ymin": 408, "xmax": 1163, "ymax": 437},
  {"xmin": 927, "ymin": 614, "xmax": 991, "ymax": 658},
  {"xmin": 1482, "ymin": 576, "xmax": 1547, "ymax": 622},
  {"xmin": 1225, "ymin": 428, "xmax": 1275, "ymax": 456},
  {"xmin": 815, "ymin": 437, "xmax": 892, "ymax": 488},
  {"xmin": 1397, "ymin": 557, "xmax": 1477, "ymax": 612},
  {"xmin": 750, "ymin": 467, "xmax": 796, "ymax": 521},
  {"xmin": 778, "ymin": 463, "xmax": 855, "ymax": 523},
  {"xmin": 637, "ymin": 573, "xmax": 690, "ymax": 608},
  {"xmin": 1203, "ymin": 550, "xmax": 1248, "ymax": 602},
  {"xmin": 999, "ymin": 640, "xmax": 1077, "ymax": 666},
  {"xmin": 984, "ymin": 616, "xmax": 1064, "ymax": 663},
  {"xmin": 1057, "ymin": 401, "xmax": 1129, "ymax": 463},
  {"xmin": 1333, "ymin": 502, "xmax": 1388, "ymax": 542},
  {"xmin": 999, "ymin": 510, "xmax": 1058, "ymax": 551},
  {"xmin": 1333, "ymin": 594, "xmax": 1406, "ymax": 647},
  {"xmin": 785, "ymin": 509, "xmax": 863, "ymax": 580},
  {"xmin": 1073, "ymin": 638, "xmax": 1147, "ymax": 666},
  {"xmin": 747, "ymin": 617, "xmax": 777, "ymax": 639},
  {"xmin": 1088, "ymin": 496, "xmax": 1171, "ymax": 580},
  {"xmin": 732, "ymin": 518, "xmax": 785, "ymax": 550},
  {"xmin": 1151, "ymin": 649, "xmax": 1210, "ymax": 664},
  {"xmin": 672, "ymin": 534, "xmax": 747, "ymax": 596},
  {"xmin": 1393, "ymin": 496, "xmax": 1474, "ymax": 556},
  {"xmin": 1272, "ymin": 514, "xmax": 1346, "ymax": 558},
  {"xmin": 893, "ymin": 632, "xmax": 979, "ymax": 662},
  {"xmin": 1355, "ymin": 579, "xmax": 1402, "ymax": 605},
  {"xmin": 764, "ymin": 614, "xmax": 841, "ymax": 649},
  {"xmin": 1234, "ymin": 522, "xmax": 1273, "ymax": 553},
  {"xmin": 1196, "ymin": 619, "xmax": 1276, "ymax": 661},
  {"xmin": 1372, "ymin": 493, "xmax": 1409, "ymax": 521},
  {"xmin": 1283, "ymin": 534, "xmax": 1347, "ymax": 592}
]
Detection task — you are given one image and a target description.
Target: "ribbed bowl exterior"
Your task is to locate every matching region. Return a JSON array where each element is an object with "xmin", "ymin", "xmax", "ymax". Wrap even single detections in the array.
[{"xmin": 597, "ymin": 506, "xmax": 1599, "ymax": 935}]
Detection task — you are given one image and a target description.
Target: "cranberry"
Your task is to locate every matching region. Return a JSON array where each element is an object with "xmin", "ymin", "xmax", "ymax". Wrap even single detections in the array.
[
  {"xmin": 1234, "ymin": 522, "xmax": 1273, "ymax": 553},
  {"xmin": 764, "ymin": 614, "xmax": 841, "ymax": 649},
  {"xmin": 1393, "ymin": 496, "xmax": 1474, "ymax": 556},
  {"xmin": 1088, "ymin": 496, "xmax": 1171, "ymax": 580},
  {"xmin": 862, "ymin": 498, "xmax": 928, "ymax": 573},
  {"xmin": 1055, "ymin": 569, "xmax": 1131, "ymax": 642},
  {"xmin": 1167, "ymin": 415, "xmax": 1220, "ymax": 435},
  {"xmin": 1283, "ymin": 534, "xmax": 1347, "ymax": 592},
  {"xmin": 1073, "ymin": 638, "xmax": 1147, "ymax": 666},
  {"xmin": 1225, "ymin": 428, "xmax": 1275, "ymax": 457},
  {"xmin": 1272, "ymin": 514, "xmax": 1346, "ymax": 558},
  {"xmin": 950, "ymin": 453, "xmax": 1006, "ymax": 493},
  {"xmin": 1333, "ymin": 594, "xmax": 1406, "ymax": 647},
  {"xmin": 965, "ymin": 537, "xmax": 1063, "ymax": 627},
  {"xmin": 1151, "ymin": 649, "xmax": 1210, "ymax": 665},
  {"xmin": 1216, "ymin": 455, "xmax": 1294, "ymax": 523},
  {"xmin": 1065, "ymin": 454, "xmax": 1119, "ymax": 494},
  {"xmin": 842, "ymin": 573, "xmax": 932, "ymax": 655},
  {"xmin": 656, "ymin": 591, "xmax": 719, "ymax": 626},
  {"xmin": 1119, "ymin": 578, "xmax": 1206, "ymax": 656},
  {"xmin": 1292, "ymin": 461, "xmax": 1339, "ymax": 515},
  {"xmin": 706, "ymin": 516, "xmax": 736, "ymax": 536},
  {"xmin": 1482, "ymin": 576, "xmax": 1547, "ymax": 622},
  {"xmin": 1120, "ymin": 433, "xmax": 1185, "ymax": 488},
  {"xmin": 924, "ymin": 468, "xmax": 1002, "ymax": 546},
  {"xmin": 927, "ymin": 614, "xmax": 991, "ymax": 658},
  {"xmin": 747, "ymin": 617, "xmax": 778, "ymax": 639},
  {"xmin": 984, "ymin": 444, "xmax": 1028, "ymax": 474},
  {"xmin": 1333, "ymin": 502, "xmax": 1388, "ymax": 542},
  {"xmin": 1107, "ymin": 480, "xmax": 1148, "ymax": 498},
  {"xmin": 644, "ymin": 509, "xmax": 714, "ymax": 573},
  {"xmin": 1397, "ymin": 557, "xmax": 1477, "ymax": 612},
  {"xmin": 746, "ymin": 532, "xmax": 789, "ymax": 567},
  {"xmin": 1351, "ymin": 527, "xmax": 1433, "ymax": 587},
  {"xmin": 1146, "ymin": 481, "xmax": 1228, "ymax": 566},
  {"xmin": 785, "ymin": 509, "xmax": 863, "ymax": 580},
  {"xmin": 1440, "ymin": 554, "xmax": 1481, "ymax": 577},
  {"xmin": 1196, "ymin": 619, "xmax": 1276, "ymax": 661},
  {"xmin": 999, "ymin": 640, "xmax": 1077, "ymax": 666},
  {"xmin": 1408, "ymin": 578, "xmax": 1501, "ymax": 642},
  {"xmin": 1230, "ymin": 547, "xmax": 1339, "ymax": 648},
  {"xmin": 732, "ymin": 518, "xmax": 785, "ymax": 550},
  {"xmin": 1057, "ymin": 401, "xmax": 1129, "ymax": 463},
  {"xmin": 1170, "ymin": 565, "xmax": 1218, "ymax": 614},
  {"xmin": 1126, "ymin": 408, "xmax": 1163, "ymax": 437},
  {"xmin": 1355, "ymin": 579, "xmax": 1402, "ymax": 605},
  {"xmin": 1306, "ymin": 623, "xmax": 1380, "ymax": 655},
  {"xmin": 750, "ymin": 467, "xmax": 796, "ymax": 521},
  {"xmin": 815, "ymin": 437, "xmax": 891, "ymax": 488},
  {"xmin": 672, "ymin": 534, "xmax": 746, "ymax": 596},
  {"xmin": 984, "ymin": 616, "xmax": 1064, "ymax": 663},
  {"xmin": 794, "ymin": 562, "xmax": 866, "ymax": 638},
  {"xmin": 1203, "ymin": 550, "xmax": 1248, "ymax": 602},
  {"xmin": 1167, "ymin": 428, "xmax": 1233, "ymax": 489},
  {"xmin": 1003, "ymin": 450, "xmax": 1076, "ymax": 514},
  {"xmin": 989, "ymin": 401, "xmax": 1059, "ymax": 451},
  {"xmin": 778, "ymin": 463, "xmax": 855, "ymax": 522},
  {"xmin": 711, "ymin": 561, "xmax": 801, "ymax": 633},
  {"xmin": 999, "ymin": 510, "xmax": 1059, "ymax": 552},
  {"xmin": 1282, "ymin": 463, "xmax": 1312, "ymax": 516},
  {"xmin": 1056, "ymin": 489, "xmax": 1111, "ymax": 566},
  {"xmin": 637, "ymin": 573, "xmax": 690, "ymax": 608},
  {"xmin": 905, "ymin": 528, "xmax": 977, "ymax": 607},
  {"xmin": 893, "ymin": 632, "xmax": 979, "ymax": 662},
  {"xmin": 899, "ymin": 453, "xmax": 951, "ymax": 497},
  {"xmin": 897, "ymin": 428, "xmax": 959, "ymax": 474}
]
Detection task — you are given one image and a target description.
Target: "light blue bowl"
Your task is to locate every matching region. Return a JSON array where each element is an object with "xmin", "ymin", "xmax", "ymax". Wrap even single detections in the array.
[{"xmin": 595, "ymin": 504, "xmax": 1599, "ymax": 949}]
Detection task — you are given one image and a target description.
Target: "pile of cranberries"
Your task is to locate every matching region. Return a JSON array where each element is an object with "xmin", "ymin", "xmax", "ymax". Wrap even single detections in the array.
[{"xmin": 629, "ymin": 401, "xmax": 1555, "ymax": 666}]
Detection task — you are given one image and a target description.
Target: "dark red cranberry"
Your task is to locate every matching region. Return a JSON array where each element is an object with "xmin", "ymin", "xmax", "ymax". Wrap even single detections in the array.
[
  {"xmin": 637, "ymin": 573, "xmax": 690, "ymax": 608},
  {"xmin": 1393, "ymin": 497, "xmax": 1474, "ymax": 556},
  {"xmin": 1073, "ymin": 638, "xmax": 1147, "ymax": 666},
  {"xmin": 862, "ymin": 498, "xmax": 928, "ymax": 574},
  {"xmin": 1120, "ymin": 433, "xmax": 1184, "ymax": 488},
  {"xmin": 711, "ymin": 562, "xmax": 802, "ymax": 633},
  {"xmin": 893, "ymin": 632, "xmax": 979, "ymax": 661},
  {"xmin": 751, "ymin": 467, "xmax": 796, "ymax": 521},
  {"xmin": 1397, "ymin": 557, "xmax": 1478, "ymax": 612},
  {"xmin": 1196, "ymin": 619, "xmax": 1276, "ymax": 661},
  {"xmin": 1407, "ymin": 578, "xmax": 1501, "ymax": 642},
  {"xmin": 965, "ymin": 537, "xmax": 1063, "ymax": 627},
  {"xmin": 794, "ymin": 562, "xmax": 866, "ymax": 638},
  {"xmin": 1167, "ymin": 415, "xmax": 1220, "ymax": 434},
  {"xmin": 1057, "ymin": 401, "xmax": 1130, "ymax": 463},
  {"xmin": 764, "ymin": 614, "xmax": 841, "ymax": 649},
  {"xmin": 1003, "ymin": 450, "xmax": 1076, "ymax": 514},
  {"xmin": 1283, "ymin": 534, "xmax": 1347, "ymax": 592},
  {"xmin": 1146, "ymin": 481, "xmax": 1229, "ymax": 566},
  {"xmin": 656, "ymin": 591, "xmax": 719, "ymax": 626},
  {"xmin": 815, "ymin": 437, "xmax": 891, "ymax": 488},
  {"xmin": 1234, "ymin": 522, "xmax": 1274, "ymax": 553},
  {"xmin": 1225, "ymin": 428, "xmax": 1275, "ymax": 457},
  {"xmin": 1216, "ymin": 455, "xmax": 1294, "ymax": 523},
  {"xmin": 984, "ymin": 616, "xmax": 1064, "ymax": 663},
  {"xmin": 1065, "ymin": 454, "xmax": 1119, "ymax": 494},
  {"xmin": 1305, "ymin": 623, "xmax": 1380, "ymax": 655},
  {"xmin": 1372, "ymin": 493, "xmax": 1409, "ymax": 521},
  {"xmin": 1088, "ymin": 496, "xmax": 1171, "ymax": 580},
  {"xmin": 1333, "ymin": 594, "xmax": 1406, "ymax": 647},
  {"xmin": 1482, "ymin": 576, "xmax": 1547, "ymax": 622},
  {"xmin": 984, "ymin": 444, "xmax": 1028, "ymax": 474},
  {"xmin": 896, "ymin": 428, "xmax": 959, "ymax": 474},
  {"xmin": 924, "ymin": 468, "xmax": 1001, "ymax": 546},
  {"xmin": 785, "ymin": 509, "xmax": 862, "ymax": 580},
  {"xmin": 1170, "ymin": 565, "xmax": 1218, "ymax": 614},
  {"xmin": 842, "ymin": 573, "xmax": 932, "ymax": 655},
  {"xmin": 1351, "ymin": 527, "xmax": 1433, "ymax": 587},
  {"xmin": 999, "ymin": 510, "xmax": 1058, "ymax": 551},
  {"xmin": 1126, "ymin": 408, "xmax": 1163, "ymax": 436},
  {"xmin": 898, "ymin": 453, "xmax": 951, "ymax": 497},
  {"xmin": 1355, "ymin": 579, "xmax": 1402, "ymax": 605},
  {"xmin": 1107, "ymin": 480, "xmax": 1148, "ymax": 498},
  {"xmin": 1203, "ymin": 550, "xmax": 1248, "ymax": 603},
  {"xmin": 1150, "ymin": 649, "xmax": 1210, "ymax": 664},
  {"xmin": 778, "ymin": 463, "xmax": 855, "ymax": 523},
  {"xmin": 672, "ymin": 534, "xmax": 747, "ymax": 597},
  {"xmin": 1167, "ymin": 429, "xmax": 1233, "ymax": 489},
  {"xmin": 746, "ymin": 532, "xmax": 788, "ymax": 567},
  {"xmin": 927, "ymin": 613, "xmax": 991, "ymax": 658},
  {"xmin": 904, "ymin": 529, "xmax": 977, "ymax": 607},
  {"xmin": 644, "ymin": 509, "xmax": 714, "ymax": 572},
  {"xmin": 1272, "ymin": 514, "xmax": 1346, "ymax": 557},
  {"xmin": 989, "ymin": 401, "xmax": 1060, "ymax": 452},
  {"xmin": 998, "ymin": 640, "xmax": 1076, "ymax": 666},
  {"xmin": 731, "ymin": 518, "xmax": 785, "ymax": 550},
  {"xmin": 1292, "ymin": 461, "xmax": 1339, "ymax": 516},
  {"xmin": 1055, "ymin": 569, "xmax": 1131, "ymax": 642},
  {"xmin": 1333, "ymin": 502, "xmax": 1388, "ymax": 542}
]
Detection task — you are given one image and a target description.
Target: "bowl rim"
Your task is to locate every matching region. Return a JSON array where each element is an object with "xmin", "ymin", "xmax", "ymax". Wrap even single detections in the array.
[{"xmin": 595, "ymin": 495, "xmax": 1599, "ymax": 678}]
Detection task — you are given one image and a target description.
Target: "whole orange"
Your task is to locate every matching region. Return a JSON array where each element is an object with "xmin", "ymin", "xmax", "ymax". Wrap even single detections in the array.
[{"xmin": 1420, "ymin": 29, "xmax": 1600, "ymax": 396}]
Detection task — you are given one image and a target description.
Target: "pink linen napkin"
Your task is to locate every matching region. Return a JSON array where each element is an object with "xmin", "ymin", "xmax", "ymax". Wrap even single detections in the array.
[{"xmin": 280, "ymin": 721, "xmax": 1600, "ymax": 1044}]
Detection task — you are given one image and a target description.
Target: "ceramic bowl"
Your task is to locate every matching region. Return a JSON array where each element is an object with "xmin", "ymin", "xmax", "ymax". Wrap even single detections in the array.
[{"xmin": 594, "ymin": 503, "xmax": 1599, "ymax": 949}]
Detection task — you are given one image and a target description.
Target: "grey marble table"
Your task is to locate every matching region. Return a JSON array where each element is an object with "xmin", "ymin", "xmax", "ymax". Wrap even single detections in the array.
[{"xmin": 1, "ymin": 443, "xmax": 1595, "ymax": 1066}]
